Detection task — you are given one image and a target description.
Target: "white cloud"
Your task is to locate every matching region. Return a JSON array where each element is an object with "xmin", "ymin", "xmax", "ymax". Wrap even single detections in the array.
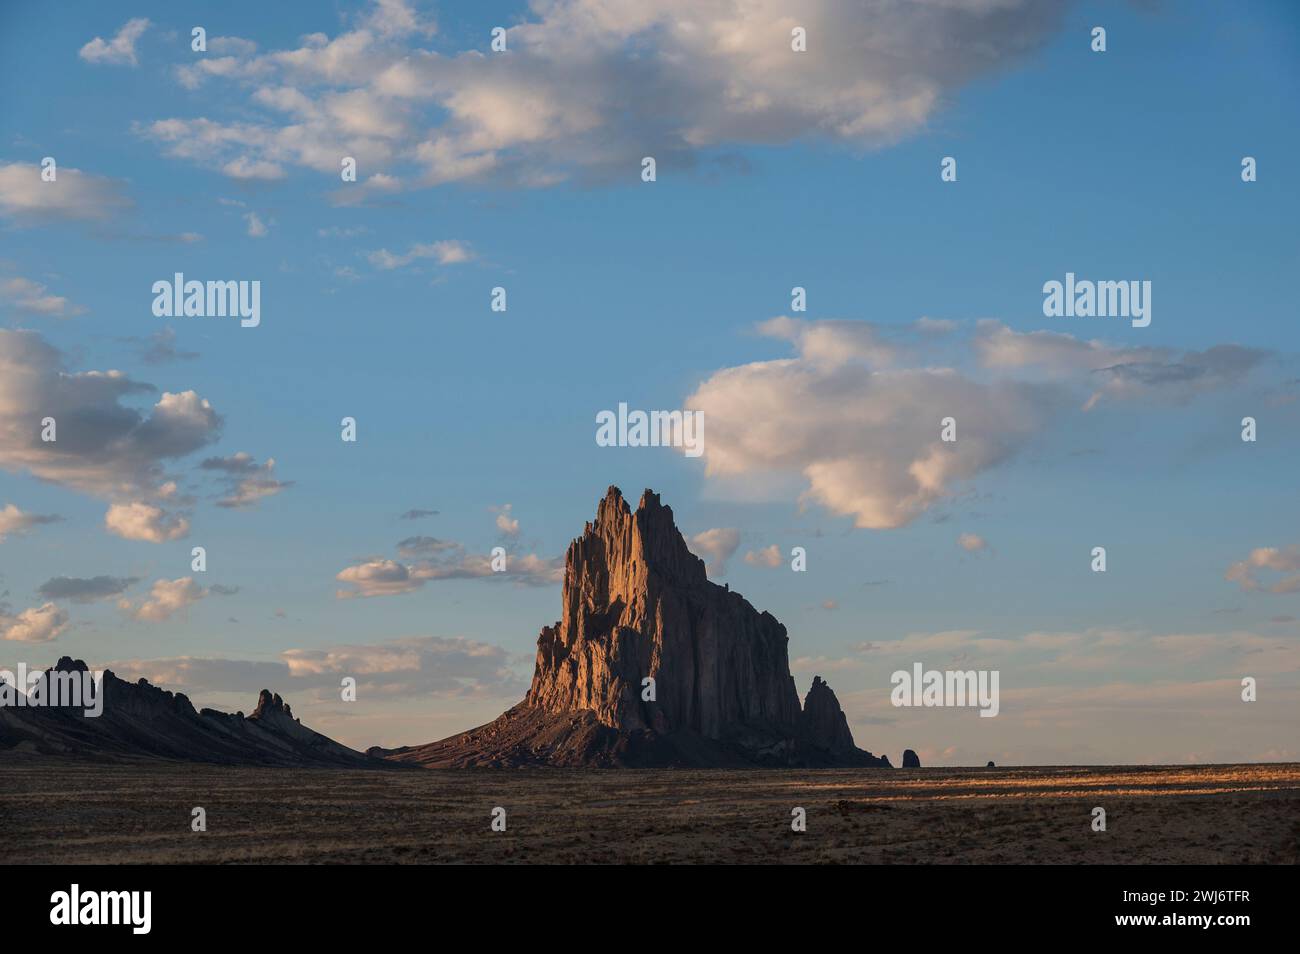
[
  {"xmin": 104, "ymin": 502, "xmax": 190, "ymax": 543},
  {"xmin": 492, "ymin": 503, "xmax": 519, "ymax": 536},
  {"xmin": 973, "ymin": 320, "xmax": 1268, "ymax": 411},
  {"xmin": 200, "ymin": 452, "xmax": 292, "ymax": 509},
  {"xmin": 1226, "ymin": 546, "xmax": 1300, "ymax": 595},
  {"xmin": 1, "ymin": 603, "xmax": 69, "ymax": 642},
  {"xmin": 244, "ymin": 211, "xmax": 270, "ymax": 237},
  {"xmin": 336, "ymin": 559, "xmax": 423, "ymax": 597},
  {"xmin": 335, "ymin": 544, "xmax": 563, "ymax": 598},
  {"xmin": 363, "ymin": 0, "xmax": 436, "ymax": 39},
  {"xmin": 758, "ymin": 315, "xmax": 897, "ymax": 369},
  {"xmin": 0, "ymin": 162, "xmax": 132, "ymax": 224},
  {"xmin": 744, "ymin": 544, "xmax": 783, "ymax": 568},
  {"xmin": 689, "ymin": 527, "xmax": 740, "ymax": 577},
  {"xmin": 138, "ymin": 0, "xmax": 1066, "ymax": 189},
  {"xmin": 689, "ymin": 316, "xmax": 1269, "ymax": 529},
  {"xmin": 0, "ymin": 331, "xmax": 221, "ymax": 505},
  {"xmin": 210, "ymin": 36, "xmax": 259, "ymax": 57},
  {"xmin": 688, "ymin": 317, "xmax": 1053, "ymax": 529},
  {"xmin": 79, "ymin": 18, "xmax": 150, "ymax": 67},
  {"xmin": 366, "ymin": 240, "xmax": 473, "ymax": 270},
  {"xmin": 119, "ymin": 577, "xmax": 206, "ymax": 622},
  {"xmin": 0, "ymin": 276, "xmax": 85, "ymax": 318},
  {"xmin": 0, "ymin": 503, "xmax": 60, "ymax": 541}
]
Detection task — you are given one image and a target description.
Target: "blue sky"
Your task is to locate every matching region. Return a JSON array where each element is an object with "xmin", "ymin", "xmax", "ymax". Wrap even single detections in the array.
[{"xmin": 1, "ymin": 0, "xmax": 1297, "ymax": 764}]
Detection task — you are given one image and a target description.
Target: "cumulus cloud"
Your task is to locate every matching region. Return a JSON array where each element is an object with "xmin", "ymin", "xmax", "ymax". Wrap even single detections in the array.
[
  {"xmin": 119, "ymin": 577, "xmax": 207, "ymax": 622},
  {"xmin": 363, "ymin": 0, "xmax": 437, "ymax": 39},
  {"xmin": 689, "ymin": 317, "xmax": 1055, "ymax": 529},
  {"xmin": 175, "ymin": 38, "xmax": 260, "ymax": 90},
  {"xmin": 0, "ymin": 275, "xmax": 85, "ymax": 318},
  {"xmin": 744, "ymin": 544, "xmax": 783, "ymax": 568},
  {"xmin": 0, "ymin": 330, "xmax": 222, "ymax": 507},
  {"xmin": 1226, "ymin": 546, "xmax": 1300, "ymax": 595},
  {"xmin": 689, "ymin": 317, "xmax": 1270, "ymax": 529},
  {"xmin": 492, "ymin": 503, "xmax": 520, "ymax": 536},
  {"xmin": 104, "ymin": 502, "xmax": 190, "ymax": 542},
  {"xmin": 0, "ymin": 162, "xmax": 132, "ymax": 224},
  {"xmin": 0, "ymin": 503, "xmax": 61, "ymax": 541},
  {"xmin": 138, "ymin": 0, "xmax": 1065, "ymax": 191},
  {"xmin": 335, "ymin": 559, "xmax": 426, "ymax": 598},
  {"xmin": 37, "ymin": 575, "xmax": 139, "ymax": 603},
  {"xmin": 1, "ymin": 603, "xmax": 69, "ymax": 642},
  {"xmin": 957, "ymin": 532, "xmax": 987, "ymax": 552},
  {"xmin": 199, "ymin": 452, "xmax": 292, "ymax": 509},
  {"xmin": 973, "ymin": 319, "xmax": 1160, "ymax": 373},
  {"xmin": 758, "ymin": 315, "xmax": 898, "ymax": 369},
  {"xmin": 79, "ymin": 18, "xmax": 150, "ymax": 67},
  {"xmin": 689, "ymin": 527, "xmax": 740, "ymax": 577}
]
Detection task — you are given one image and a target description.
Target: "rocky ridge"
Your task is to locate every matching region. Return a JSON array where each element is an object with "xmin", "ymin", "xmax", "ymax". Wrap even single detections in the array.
[{"xmin": 0, "ymin": 657, "xmax": 384, "ymax": 767}]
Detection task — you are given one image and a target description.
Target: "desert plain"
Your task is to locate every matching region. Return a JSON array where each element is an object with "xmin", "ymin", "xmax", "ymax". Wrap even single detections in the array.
[{"xmin": 2, "ymin": 757, "xmax": 1298, "ymax": 864}]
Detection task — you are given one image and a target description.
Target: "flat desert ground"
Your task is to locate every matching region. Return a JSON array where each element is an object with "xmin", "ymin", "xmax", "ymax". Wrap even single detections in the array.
[{"xmin": 3, "ymin": 758, "xmax": 1298, "ymax": 864}]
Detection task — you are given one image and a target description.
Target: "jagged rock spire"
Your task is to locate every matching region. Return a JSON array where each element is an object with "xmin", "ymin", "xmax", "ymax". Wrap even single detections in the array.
[{"xmin": 382, "ymin": 486, "xmax": 895, "ymax": 768}]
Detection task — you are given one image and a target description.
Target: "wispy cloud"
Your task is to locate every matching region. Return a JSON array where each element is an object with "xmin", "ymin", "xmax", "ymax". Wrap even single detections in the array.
[{"xmin": 79, "ymin": 18, "xmax": 150, "ymax": 67}]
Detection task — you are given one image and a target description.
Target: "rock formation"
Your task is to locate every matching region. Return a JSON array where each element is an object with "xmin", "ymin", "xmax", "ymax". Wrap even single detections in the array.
[
  {"xmin": 0, "ymin": 657, "xmax": 386, "ymax": 768},
  {"xmin": 902, "ymin": 748, "xmax": 921, "ymax": 768},
  {"xmin": 379, "ymin": 486, "xmax": 892, "ymax": 768},
  {"xmin": 800, "ymin": 676, "xmax": 879, "ymax": 765}
]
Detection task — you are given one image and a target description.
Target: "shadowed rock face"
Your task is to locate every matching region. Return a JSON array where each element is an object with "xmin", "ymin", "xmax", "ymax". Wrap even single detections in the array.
[
  {"xmin": 0, "ymin": 657, "xmax": 386, "ymax": 768},
  {"xmin": 800, "ymin": 676, "xmax": 863, "ymax": 761},
  {"xmin": 903, "ymin": 749, "xmax": 922, "ymax": 768},
  {"xmin": 380, "ymin": 486, "xmax": 891, "ymax": 768}
]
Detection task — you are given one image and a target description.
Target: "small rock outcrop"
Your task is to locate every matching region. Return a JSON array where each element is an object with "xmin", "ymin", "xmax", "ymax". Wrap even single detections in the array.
[
  {"xmin": 902, "ymin": 749, "xmax": 921, "ymax": 768},
  {"xmin": 380, "ymin": 486, "xmax": 892, "ymax": 768},
  {"xmin": 799, "ymin": 676, "xmax": 876, "ymax": 764},
  {"xmin": 987, "ymin": 760, "xmax": 996, "ymax": 768}
]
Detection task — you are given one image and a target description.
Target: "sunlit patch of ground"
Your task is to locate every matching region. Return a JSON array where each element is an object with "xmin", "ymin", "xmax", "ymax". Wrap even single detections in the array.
[{"xmin": 3, "ymin": 759, "xmax": 1297, "ymax": 864}]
